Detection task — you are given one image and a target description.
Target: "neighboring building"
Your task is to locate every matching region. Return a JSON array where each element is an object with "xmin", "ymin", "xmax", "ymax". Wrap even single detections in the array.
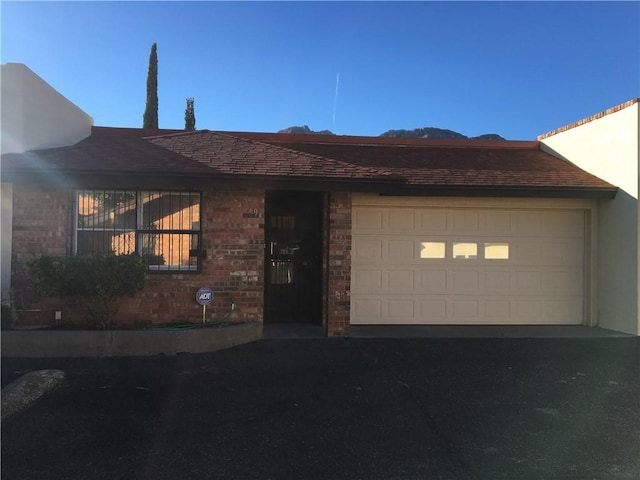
[
  {"xmin": 1, "ymin": 63, "xmax": 93, "ymax": 155},
  {"xmin": 1, "ymin": 63, "xmax": 93, "ymax": 304},
  {"xmin": 2, "ymin": 64, "xmax": 636, "ymax": 336},
  {"xmin": 539, "ymin": 99, "xmax": 640, "ymax": 335}
]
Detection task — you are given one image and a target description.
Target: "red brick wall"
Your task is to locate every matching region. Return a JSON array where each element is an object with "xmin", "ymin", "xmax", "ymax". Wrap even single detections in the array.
[
  {"xmin": 11, "ymin": 185, "xmax": 352, "ymax": 334},
  {"xmin": 104, "ymin": 189, "xmax": 265, "ymax": 325},
  {"xmin": 11, "ymin": 186, "xmax": 265, "ymax": 327},
  {"xmin": 11, "ymin": 185, "xmax": 71, "ymax": 314},
  {"xmin": 326, "ymin": 192, "xmax": 352, "ymax": 336}
]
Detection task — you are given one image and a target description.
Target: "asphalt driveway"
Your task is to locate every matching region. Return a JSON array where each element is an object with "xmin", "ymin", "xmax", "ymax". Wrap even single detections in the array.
[{"xmin": 2, "ymin": 337, "xmax": 639, "ymax": 479}]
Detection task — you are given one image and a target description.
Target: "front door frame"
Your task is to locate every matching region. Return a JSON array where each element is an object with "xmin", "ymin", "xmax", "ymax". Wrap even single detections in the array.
[{"xmin": 264, "ymin": 190, "xmax": 326, "ymax": 326}]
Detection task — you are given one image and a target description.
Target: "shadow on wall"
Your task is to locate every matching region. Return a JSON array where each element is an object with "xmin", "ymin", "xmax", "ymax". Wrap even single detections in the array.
[
  {"xmin": 596, "ymin": 188, "xmax": 638, "ymax": 334},
  {"xmin": 542, "ymin": 144, "xmax": 637, "ymax": 335}
]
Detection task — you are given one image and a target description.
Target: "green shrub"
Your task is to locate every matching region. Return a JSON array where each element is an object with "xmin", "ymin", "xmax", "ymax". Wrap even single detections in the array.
[{"xmin": 27, "ymin": 253, "xmax": 147, "ymax": 329}]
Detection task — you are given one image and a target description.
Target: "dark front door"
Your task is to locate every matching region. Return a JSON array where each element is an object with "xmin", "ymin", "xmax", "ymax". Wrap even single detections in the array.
[{"xmin": 265, "ymin": 191, "xmax": 324, "ymax": 324}]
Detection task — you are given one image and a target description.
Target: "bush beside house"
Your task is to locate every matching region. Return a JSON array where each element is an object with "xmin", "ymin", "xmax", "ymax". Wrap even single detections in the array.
[{"xmin": 27, "ymin": 253, "xmax": 146, "ymax": 329}]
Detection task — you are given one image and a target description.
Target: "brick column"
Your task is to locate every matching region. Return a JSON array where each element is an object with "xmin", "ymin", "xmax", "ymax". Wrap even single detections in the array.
[
  {"xmin": 11, "ymin": 185, "xmax": 71, "ymax": 303},
  {"xmin": 327, "ymin": 192, "xmax": 352, "ymax": 336}
]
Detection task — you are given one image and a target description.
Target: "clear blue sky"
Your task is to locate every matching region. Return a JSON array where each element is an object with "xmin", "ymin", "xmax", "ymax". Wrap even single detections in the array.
[{"xmin": 2, "ymin": 1, "xmax": 639, "ymax": 140}]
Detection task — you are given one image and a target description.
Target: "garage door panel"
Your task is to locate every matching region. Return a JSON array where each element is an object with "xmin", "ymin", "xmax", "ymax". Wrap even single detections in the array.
[
  {"xmin": 420, "ymin": 300, "xmax": 447, "ymax": 320},
  {"xmin": 353, "ymin": 238, "xmax": 382, "ymax": 262},
  {"xmin": 541, "ymin": 270, "xmax": 583, "ymax": 295},
  {"xmin": 388, "ymin": 239, "xmax": 415, "ymax": 261},
  {"xmin": 515, "ymin": 301, "xmax": 542, "ymax": 322},
  {"xmin": 353, "ymin": 208, "xmax": 383, "ymax": 230},
  {"xmin": 419, "ymin": 270, "xmax": 448, "ymax": 292},
  {"xmin": 515, "ymin": 271, "xmax": 541, "ymax": 293},
  {"xmin": 352, "ymin": 298, "xmax": 382, "ymax": 322},
  {"xmin": 516, "ymin": 212, "xmax": 543, "ymax": 235},
  {"xmin": 351, "ymin": 298, "xmax": 583, "ymax": 325},
  {"xmin": 544, "ymin": 300, "xmax": 583, "ymax": 322},
  {"xmin": 450, "ymin": 300, "xmax": 480, "ymax": 319},
  {"xmin": 452, "ymin": 211, "xmax": 480, "ymax": 233},
  {"xmin": 387, "ymin": 270, "xmax": 415, "ymax": 291},
  {"xmin": 388, "ymin": 209, "xmax": 416, "ymax": 230},
  {"xmin": 352, "ymin": 269, "xmax": 382, "ymax": 292},
  {"xmin": 419, "ymin": 210, "xmax": 447, "ymax": 231},
  {"xmin": 484, "ymin": 300, "xmax": 510, "ymax": 319},
  {"xmin": 482, "ymin": 271, "xmax": 512, "ymax": 293},
  {"xmin": 388, "ymin": 299, "xmax": 415, "ymax": 318},
  {"xmin": 482, "ymin": 211, "xmax": 512, "ymax": 234},
  {"xmin": 450, "ymin": 270, "xmax": 480, "ymax": 292},
  {"xmin": 541, "ymin": 239, "xmax": 583, "ymax": 266},
  {"xmin": 351, "ymin": 205, "xmax": 587, "ymax": 326},
  {"xmin": 542, "ymin": 211, "xmax": 584, "ymax": 237},
  {"xmin": 513, "ymin": 242, "xmax": 543, "ymax": 265}
]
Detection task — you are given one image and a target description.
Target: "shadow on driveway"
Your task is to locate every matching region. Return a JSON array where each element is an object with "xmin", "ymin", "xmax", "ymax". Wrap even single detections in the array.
[{"xmin": 2, "ymin": 337, "xmax": 639, "ymax": 479}]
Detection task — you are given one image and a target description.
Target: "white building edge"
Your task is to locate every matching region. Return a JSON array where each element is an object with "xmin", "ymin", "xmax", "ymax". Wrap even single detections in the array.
[
  {"xmin": 539, "ymin": 99, "xmax": 639, "ymax": 335},
  {"xmin": 1, "ymin": 63, "xmax": 93, "ymax": 305}
]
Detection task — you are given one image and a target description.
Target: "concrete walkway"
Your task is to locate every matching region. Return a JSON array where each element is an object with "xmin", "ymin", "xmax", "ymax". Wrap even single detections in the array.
[
  {"xmin": 350, "ymin": 325, "xmax": 634, "ymax": 338},
  {"xmin": 263, "ymin": 323, "xmax": 633, "ymax": 339}
]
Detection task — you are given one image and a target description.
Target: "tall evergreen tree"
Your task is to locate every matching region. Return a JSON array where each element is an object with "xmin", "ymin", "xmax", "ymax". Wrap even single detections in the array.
[
  {"xmin": 142, "ymin": 43, "xmax": 158, "ymax": 129},
  {"xmin": 184, "ymin": 97, "xmax": 196, "ymax": 131}
]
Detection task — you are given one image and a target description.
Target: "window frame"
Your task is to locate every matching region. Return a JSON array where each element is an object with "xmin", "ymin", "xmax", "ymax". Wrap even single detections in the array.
[
  {"xmin": 418, "ymin": 240, "xmax": 511, "ymax": 261},
  {"xmin": 74, "ymin": 189, "xmax": 202, "ymax": 273}
]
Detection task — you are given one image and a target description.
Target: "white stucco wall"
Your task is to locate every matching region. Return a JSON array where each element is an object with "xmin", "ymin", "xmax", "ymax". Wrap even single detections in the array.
[
  {"xmin": 540, "ymin": 100, "xmax": 640, "ymax": 335},
  {"xmin": 1, "ymin": 63, "xmax": 93, "ymax": 154},
  {"xmin": 1, "ymin": 64, "xmax": 93, "ymax": 299}
]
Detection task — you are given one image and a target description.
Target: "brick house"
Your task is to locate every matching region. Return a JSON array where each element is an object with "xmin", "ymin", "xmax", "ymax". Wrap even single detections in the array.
[{"xmin": 2, "ymin": 64, "xmax": 638, "ymax": 336}]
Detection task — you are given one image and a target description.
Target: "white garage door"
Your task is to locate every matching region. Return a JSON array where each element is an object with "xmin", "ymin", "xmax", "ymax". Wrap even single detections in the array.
[{"xmin": 351, "ymin": 201, "xmax": 587, "ymax": 325}]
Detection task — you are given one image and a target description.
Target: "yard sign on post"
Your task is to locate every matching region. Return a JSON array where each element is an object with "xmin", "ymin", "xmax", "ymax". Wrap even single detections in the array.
[{"xmin": 195, "ymin": 287, "xmax": 214, "ymax": 324}]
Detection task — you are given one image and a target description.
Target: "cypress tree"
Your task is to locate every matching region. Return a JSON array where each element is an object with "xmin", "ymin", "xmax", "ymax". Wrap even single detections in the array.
[
  {"xmin": 142, "ymin": 43, "xmax": 158, "ymax": 129},
  {"xmin": 184, "ymin": 97, "xmax": 196, "ymax": 131}
]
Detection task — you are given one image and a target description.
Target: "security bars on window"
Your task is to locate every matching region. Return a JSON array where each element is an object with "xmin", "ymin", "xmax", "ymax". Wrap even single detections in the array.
[{"xmin": 75, "ymin": 190, "xmax": 201, "ymax": 272}]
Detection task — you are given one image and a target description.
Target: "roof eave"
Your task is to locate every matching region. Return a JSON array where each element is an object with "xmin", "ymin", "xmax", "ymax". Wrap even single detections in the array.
[
  {"xmin": 2, "ymin": 169, "xmax": 617, "ymax": 199},
  {"xmin": 0, "ymin": 169, "xmax": 406, "ymax": 192},
  {"xmin": 381, "ymin": 185, "xmax": 618, "ymax": 199}
]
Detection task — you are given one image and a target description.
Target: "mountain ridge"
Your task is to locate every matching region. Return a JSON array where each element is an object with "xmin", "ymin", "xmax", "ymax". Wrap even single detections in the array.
[{"xmin": 278, "ymin": 125, "xmax": 505, "ymax": 140}]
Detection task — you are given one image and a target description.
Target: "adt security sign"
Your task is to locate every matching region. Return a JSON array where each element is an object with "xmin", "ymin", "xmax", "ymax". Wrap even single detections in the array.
[{"xmin": 196, "ymin": 287, "xmax": 214, "ymax": 306}]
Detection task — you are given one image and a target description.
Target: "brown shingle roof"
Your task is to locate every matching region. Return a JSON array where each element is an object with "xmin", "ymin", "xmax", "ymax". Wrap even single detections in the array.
[
  {"xmin": 1, "ymin": 128, "xmax": 213, "ymax": 175},
  {"xmin": 147, "ymin": 131, "xmax": 398, "ymax": 180},
  {"xmin": 270, "ymin": 142, "xmax": 610, "ymax": 188},
  {"xmin": 1, "ymin": 127, "xmax": 398, "ymax": 183},
  {"xmin": 1, "ymin": 126, "xmax": 617, "ymax": 197},
  {"xmin": 226, "ymin": 131, "xmax": 617, "ymax": 193}
]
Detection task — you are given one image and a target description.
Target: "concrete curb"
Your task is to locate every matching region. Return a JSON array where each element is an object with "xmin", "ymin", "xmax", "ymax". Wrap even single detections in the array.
[
  {"xmin": 1, "ymin": 322, "xmax": 263, "ymax": 357},
  {"xmin": 1, "ymin": 369, "xmax": 66, "ymax": 423}
]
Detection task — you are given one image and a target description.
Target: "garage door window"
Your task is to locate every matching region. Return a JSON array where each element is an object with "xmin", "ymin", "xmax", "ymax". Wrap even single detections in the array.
[
  {"xmin": 484, "ymin": 242, "xmax": 509, "ymax": 260},
  {"xmin": 420, "ymin": 241, "xmax": 510, "ymax": 260},
  {"xmin": 420, "ymin": 242, "xmax": 446, "ymax": 259},
  {"xmin": 453, "ymin": 242, "xmax": 477, "ymax": 259}
]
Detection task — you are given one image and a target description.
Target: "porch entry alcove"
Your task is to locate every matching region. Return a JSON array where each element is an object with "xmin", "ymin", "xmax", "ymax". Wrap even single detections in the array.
[{"xmin": 264, "ymin": 191, "xmax": 325, "ymax": 325}]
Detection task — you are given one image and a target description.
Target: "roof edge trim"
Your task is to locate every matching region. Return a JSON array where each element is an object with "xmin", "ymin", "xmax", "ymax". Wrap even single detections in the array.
[
  {"xmin": 538, "ymin": 98, "xmax": 640, "ymax": 140},
  {"xmin": 383, "ymin": 185, "xmax": 618, "ymax": 200}
]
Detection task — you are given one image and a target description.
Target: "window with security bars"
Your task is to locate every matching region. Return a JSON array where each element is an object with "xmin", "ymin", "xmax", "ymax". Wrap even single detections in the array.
[{"xmin": 75, "ymin": 190, "xmax": 201, "ymax": 272}]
